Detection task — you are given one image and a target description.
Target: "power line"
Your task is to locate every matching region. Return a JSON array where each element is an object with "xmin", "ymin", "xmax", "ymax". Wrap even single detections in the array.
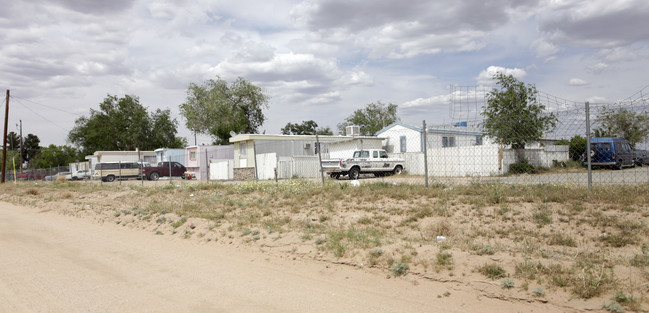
[
  {"xmin": 10, "ymin": 95, "xmax": 84, "ymax": 117},
  {"xmin": 11, "ymin": 98, "xmax": 71, "ymax": 132}
]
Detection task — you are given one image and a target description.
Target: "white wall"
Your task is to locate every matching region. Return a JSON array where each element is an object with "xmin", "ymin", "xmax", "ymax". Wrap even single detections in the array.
[
  {"xmin": 277, "ymin": 156, "xmax": 321, "ymax": 179},
  {"xmin": 393, "ymin": 143, "xmax": 569, "ymax": 177},
  {"xmin": 328, "ymin": 140, "xmax": 383, "ymax": 159},
  {"xmin": 379, "ymin": 125, "xmax": 422, "ymax": 153},
  {"xmin": 256, "ymin": 153, "xmax": 278, "ymax": 180},
  {"xmin": 209, "ymin": 159, "xmax": 234, "ymax": 180}
]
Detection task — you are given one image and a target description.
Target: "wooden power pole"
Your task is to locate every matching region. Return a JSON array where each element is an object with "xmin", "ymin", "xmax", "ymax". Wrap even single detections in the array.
[{"xmin": 1, "ymin": 90, "xmax": 9, "ymax": 183}]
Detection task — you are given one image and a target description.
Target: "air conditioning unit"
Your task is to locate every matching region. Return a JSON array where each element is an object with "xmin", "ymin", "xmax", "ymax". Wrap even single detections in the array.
[
  {"xmin": 346, "ymin": 125, "xmax": 360, "ymax": 136},
  {"xmin": 304, "ymin": 143, "xmax": 311, "ymax": 149}
]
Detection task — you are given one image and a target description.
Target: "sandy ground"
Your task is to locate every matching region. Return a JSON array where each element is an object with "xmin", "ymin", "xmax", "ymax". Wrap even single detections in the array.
[{"xmin": 0, "ymin": 200, "xmax": 577, "ymax": 313}]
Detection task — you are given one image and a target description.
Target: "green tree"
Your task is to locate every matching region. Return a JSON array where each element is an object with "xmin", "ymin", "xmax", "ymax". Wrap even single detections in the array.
[
  {"xmin": 337, "ymin": 101, "xmax": 399, "ymax": 136},
  {"xmin": 555, "ymin": 135, "xmax": 587, "ymax": 160},
  {"xmin": 281, "ymin": 120, "xmax": 317, "ymax": 135},
  {"xmin": 316, "ymin": 126, "xmax": 334, "ymax": 136},
  {"xmin": 180, "ymin": 76, "xmax": 269, "ymax": 144},
  {"xmin": 595, "ymin": 107, "xmax": 649, "ymax": 149},
  {"xmin": 149, "ymin": 108, "xmax": 188, "ymax": 149},
  {"xmin": 481, "ymin": 73, "xmax": 557, "ymax": 160},
  {"xmin": 32, "ymin": 145, "xmax": 83, "ymax": 168},
  {"xmin": 6, "ymin": 131, "xmax": 20, "ymax": 151},
  {"xmin": 68, "ymin": 94, "xmax": 185, "ymax": 154},
  {"xmin": 22, "ymin": 133, "xmax": 40, "ymax": 164}
]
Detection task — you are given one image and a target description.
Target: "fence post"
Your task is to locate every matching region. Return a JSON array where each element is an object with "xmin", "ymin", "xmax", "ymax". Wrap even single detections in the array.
[
  {"xmin": 119, "ymin": 161, "xmax": 122, "ymax": 185},
  {"xmin": 316, "ymin": 134, "xmax": 324, "ymax": 186},
  {"xmin": 205, "ymin": 151, "xmax": 209, "ymax": 182},
  {"xmin": 585, "ymin": 101, "xmax": 592, "ymax": 191},
  {"xmin": 169, "ymin": 160, "xmax": 172, "ymax": 184},
  {"xmin": 253, "ymin": 141, "xmax": 259, "ymax": 180},
  {"xmin": 423, "ymin": 120, "xmax": 428, "ymax": 188}
]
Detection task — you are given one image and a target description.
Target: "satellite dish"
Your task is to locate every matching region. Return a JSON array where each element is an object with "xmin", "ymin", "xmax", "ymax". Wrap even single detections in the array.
[{"xmin": 229, "ymin": 131, "xmax": 237, "ymax": 137}]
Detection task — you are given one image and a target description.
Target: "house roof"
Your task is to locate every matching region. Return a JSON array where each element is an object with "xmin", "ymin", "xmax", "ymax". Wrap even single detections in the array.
[
  {"xmin": 427, "ymin": 128, "xmax": 484, "ymax": 136},
  {"xmin": 229, "ymin": 133, "xmax": 368, "ymax": 143},
  {"xmin": 92, "ymin": 150, "xmax": 156, "ymax": 156},
  {"xmin": 375, "ymin": 121, "xmax": 486, "ymax": 137},
  {"xmin": 375, "ymin": 122, "xmax": 423, "ymax": 135}
]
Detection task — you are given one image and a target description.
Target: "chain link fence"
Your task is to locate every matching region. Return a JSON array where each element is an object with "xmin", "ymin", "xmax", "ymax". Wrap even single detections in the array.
[
  {"xmin": 245, "ymin": 86, "xmax": 649, "ymax": 187},
  {"xmin": 7, "ymin": 86, "xmax": 648, "ymax": 188}
]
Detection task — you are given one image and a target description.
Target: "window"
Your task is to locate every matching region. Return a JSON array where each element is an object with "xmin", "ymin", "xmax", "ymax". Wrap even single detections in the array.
[
  {"xmin": 239, "ymin": 142, "xmax": 247, "ymax": 156},
  {"xmin": 400, "ymin": 136, "xmax": 407, "ymax": 153},
  {"xmin": 189, "ymin": 150, "xmax": 196, "ymax": 161},
  {"xmin": 373, "ymin": 151, "xmax": 379, "ymax": 158},
  {"xmin": 379, "ymin": 151, "xmax": 388, "ymax": 158},
  {"xmin": 442, "ymin": 136, "xmax": 456, "ymax": 148},
  {"xmin": 601, "ymin": 143, "xmax": 611, "ymax": 151},
  {"xmin": 475, "ymin": 135, "xmax": 483, "ymax": 146}
]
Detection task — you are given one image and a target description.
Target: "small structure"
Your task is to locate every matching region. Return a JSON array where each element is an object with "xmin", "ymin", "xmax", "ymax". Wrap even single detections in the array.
[
  {"xmin": 376, "ymin": 122, "xmax": 485, "ymax": 153},
  {"xmin": 86, "ymin": 150, "xmax": 156, "ymax": 171},
  {"xmin": 154, "ymin": 148, "xmax": 186, "ymax": 165},
  {"xmin": 185, "ymin": 145, "xmax": 234, "ymax": 180},
  {"xmin": 228, "ymin": 134, "xmax": 383, "ymax": 180}
]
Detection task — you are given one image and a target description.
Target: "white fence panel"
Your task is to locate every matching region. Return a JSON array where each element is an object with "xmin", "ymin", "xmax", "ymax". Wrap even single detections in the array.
[
  {"xmin": 277, "ymin": 156, "xmax": 320, "ymax": 179},
  {"xmin": 256, "ymin": 153, "xmax": 278, "ymax": 180},
  {"xmin": 209, "ymin": 159, "xmax": 233, "ymax": 180}
]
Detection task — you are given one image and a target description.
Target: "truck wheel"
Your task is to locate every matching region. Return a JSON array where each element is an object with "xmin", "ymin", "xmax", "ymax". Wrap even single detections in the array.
[
  {"xmin": 149, "ymin": 172, "xmax": 160, "ymax": 181},
  {"xmin": 615, "ymin": 160, "xmax": 623, "ymax": 170},
  {"xmin": 393, "ymin": 166, "xmax": 403, "ymax": 175},
  {"xmin": 349, "ymin": 167, "xmax": 360, "ymax": 180},
  {"xmin": 105, "ymin": 175, "xmax": 115, "ymax": 182}
]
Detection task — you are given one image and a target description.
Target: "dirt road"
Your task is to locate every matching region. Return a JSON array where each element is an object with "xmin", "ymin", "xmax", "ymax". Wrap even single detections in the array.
[{"xmin": 1, "ymin": 201, "xmax": 563, "ymax": 312}]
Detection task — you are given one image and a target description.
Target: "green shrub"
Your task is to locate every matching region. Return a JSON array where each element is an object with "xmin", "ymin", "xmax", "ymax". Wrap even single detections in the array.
[
  {"xmin": 509, "ymin": 160, "xmax": 537, "ymax": 174},
  {"xmin": 391, "ymin": 262, "xmax": 409, "ymax": 276},
  {"xmin": 478, "ymin": 263, "xmax": 506, "ymax": 279}
]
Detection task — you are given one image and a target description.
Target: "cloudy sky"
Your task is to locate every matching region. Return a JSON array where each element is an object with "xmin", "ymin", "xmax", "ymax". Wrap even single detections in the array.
[{"xmin": 2, "ymin": 0, "xmax": 649, "ymax": 146}]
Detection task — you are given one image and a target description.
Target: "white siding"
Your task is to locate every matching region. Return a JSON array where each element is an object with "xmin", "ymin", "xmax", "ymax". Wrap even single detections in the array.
[{"xmin": 379, "ymin": 125, "xmax": 422, "ymax": 153}]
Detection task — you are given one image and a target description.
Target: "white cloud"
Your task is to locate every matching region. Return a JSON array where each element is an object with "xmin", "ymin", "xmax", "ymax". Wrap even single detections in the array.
[
  {"xmin": 475, "ymin": 66, "xmax": 527, "ymax": 85},
  {"xmin": 569, "ymin": 78, "xmax": 588, "ymax": 86},
  {"xmin": 531, "ymin": 38, "xmax": 559, "ymax": 58}
]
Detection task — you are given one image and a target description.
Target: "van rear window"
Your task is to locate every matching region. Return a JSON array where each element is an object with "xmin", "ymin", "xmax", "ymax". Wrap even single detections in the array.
[{"xmin": 600, "ymin": 143, "xmax": 611, "ymax": 151}]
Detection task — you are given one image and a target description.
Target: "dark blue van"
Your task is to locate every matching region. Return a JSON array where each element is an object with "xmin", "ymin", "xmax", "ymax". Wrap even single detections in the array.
[{"xmin": 587, "ymin": 137, "xmax": 635, "ymax": 169}]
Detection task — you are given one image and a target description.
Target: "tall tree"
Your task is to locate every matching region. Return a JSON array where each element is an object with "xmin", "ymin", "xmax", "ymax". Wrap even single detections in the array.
[
  {"xmin": 315, "ymin": 126, "xmax": 334, "ymax": 136},
  {"xmin": 68, "ymin": 94, "xmax": 185, "ymax": 154},
  {"xmin": 149, "ymin": 108, "xmax": 188, "ymax": 149},
  {"xmin": 6, "ymin": 131, "xmax": 20, "ymax": 151},
  {"xmin": 481, "ymin": 73, "xmax": 557, "ymax": 161},
  {"xmin": 22, "ymin": 133, "xmax": 40, "ymax": 163},
  {"xmin": 281, "ymin": 120, "xmax": 318, "ymax": 135},
  {"xmin": 32, "ymin": 145, "xmax": 83, "ymax": 169},
  {"xmin": 180, "ymin": 76, "xmax": 269, "ymax": 144},
  {"xmin": 595, "ymin": 107, "xmax": 649, "ymax": 149},
  {"xmin": 337, "ymin": 101, "xmax": 399, "ymax": 136}
]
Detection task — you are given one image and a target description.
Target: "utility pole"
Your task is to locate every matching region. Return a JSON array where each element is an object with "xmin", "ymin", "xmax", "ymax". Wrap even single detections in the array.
[
  {"xmin": 19, "ymin": 120, "xmax": 23, "ymax": 171},
  {"xmin": 1, "ymin": 90, "xmax": 9, "ymax": 183}
]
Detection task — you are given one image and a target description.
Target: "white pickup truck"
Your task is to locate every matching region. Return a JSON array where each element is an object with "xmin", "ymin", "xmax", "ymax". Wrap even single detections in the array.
[{"xmin": 322, "ymin": 149, "xmax": 405, "ymax": 180}]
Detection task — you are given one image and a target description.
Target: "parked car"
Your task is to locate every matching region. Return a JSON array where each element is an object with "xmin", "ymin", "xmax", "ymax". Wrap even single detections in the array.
[
  {"xmin": 17, "ymin": 170, "xmax": 46, "ymax": 181},
  {"xmin": 635, "ymin": 149, "xmax": 649, "ymax": 166},
  {"xmin": 142, "ymin": 161, "xmax": 187, "ymax": 181},
  {"xmin": 585, "ymin": 137, "xmax": 635, "ymax": 170},
  {"xmin": 321, "ymin": 149, "xmax": 405, "ymax": 179},
  {"xmin": 70, "ymin": 170, "xmax": 92, "ymax": 180},
  {"xmin": 92, "ymin": 162, "xmax": 143, "ymax": 182},
  {"xmin": 44, "ymin": 172, "xmax": 71, "ymax": 181}
]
